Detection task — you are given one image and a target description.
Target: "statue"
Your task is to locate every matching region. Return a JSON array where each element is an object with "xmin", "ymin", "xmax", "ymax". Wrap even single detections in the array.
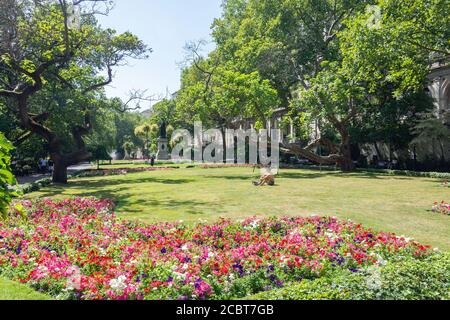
[
  {"xmin": 156, "ymin": 120, "xmax": 170, "ymax": 160},
  {"xmin": 159, "ymin": 121, "xmax": 167, "ymax": 139}
]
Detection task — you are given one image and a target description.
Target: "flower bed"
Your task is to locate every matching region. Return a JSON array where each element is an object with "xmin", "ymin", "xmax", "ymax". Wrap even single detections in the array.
[
  {"xmin": 432, "ymin": 201, "xmax": 450, "ymax": 216},
  {"xmin": 0, "ymin": 198, "xmax": 432, "ymax": 300}
]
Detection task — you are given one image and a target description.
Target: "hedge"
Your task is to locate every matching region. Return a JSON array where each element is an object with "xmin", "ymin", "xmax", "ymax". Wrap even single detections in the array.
[{"xmin": 247, "ymin": 253, "xmax": 450, "ymax": 300}]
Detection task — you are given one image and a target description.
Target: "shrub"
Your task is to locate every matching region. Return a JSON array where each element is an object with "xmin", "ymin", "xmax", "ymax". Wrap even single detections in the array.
[
  {"xmin": 0, "ymin": 133, "xmax": 17, "ymax": 218},
  {"xmin": 371, "ymin": 253, "xmax": 450, "ymax": 300},
  {"xmin": 16, "ymin": 178, "xmax": 53, "ymax": 195},
  {"xmin": 249, "ymin": 253, "xmax": 450, "ymax": 300},
  {"xmin": 296, "ymin": 164, "xmax": 450, "ymax": 179}
]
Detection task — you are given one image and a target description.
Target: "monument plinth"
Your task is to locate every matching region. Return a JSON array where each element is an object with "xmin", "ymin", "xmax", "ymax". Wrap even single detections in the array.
[
  {"xmin": 156, "ymin": 121, "xmax": 170, "ymax": 160},
  {"xmin": 156, "ymin": 137, "xmax": 170, "ymax": 160}
]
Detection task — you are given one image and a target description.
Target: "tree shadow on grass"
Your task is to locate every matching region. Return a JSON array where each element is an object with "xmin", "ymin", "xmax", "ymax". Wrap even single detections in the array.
[
  {"xmin": 277, "ymin": 171, "xmax": 407, "ymax": 180},
  {"xmin": 278, "ymin": 172, "xmax": 330, "ymax": 179},
  {"xmin": 202, "ymin": 175, "xmax": 257, "ymax": 181},
  {"xmin": 38, "ymin": 185, "xmax": 217, "ymax": 219},
  {"xmin": 62, "ymin": 176, "xmax": 195, "ymax": 190}
]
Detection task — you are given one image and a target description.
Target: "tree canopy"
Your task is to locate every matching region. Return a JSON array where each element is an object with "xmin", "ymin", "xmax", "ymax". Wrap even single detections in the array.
[
  {"xmin": 170, "ymin": 0, "xmax": 448, "ymax": 170},
  {"xmin": 0, "ymin": 0, "xmax": 150, "ymax": 182}
]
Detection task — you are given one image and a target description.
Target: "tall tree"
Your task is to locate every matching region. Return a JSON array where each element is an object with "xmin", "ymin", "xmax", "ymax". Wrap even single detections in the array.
[
  {"xmin": 208, "ymin": 0, "xmax": 447, "ymax": 170},
  {"xmin": 211, "ymin": 0, "xmax": 370, "ymax": 170},
  {"xmin": 0, "ymin": 0, "xmax": 149, "ymax": 183}
]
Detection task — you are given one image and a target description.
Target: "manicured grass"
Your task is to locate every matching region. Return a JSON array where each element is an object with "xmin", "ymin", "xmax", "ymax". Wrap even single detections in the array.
[
  {"xmin": 28, "ymin": 167, "xmax": 450, "ymax": 250},
  {"xmin": 0, "ymin": 278, "xmax": 49, "ymax": 300}
]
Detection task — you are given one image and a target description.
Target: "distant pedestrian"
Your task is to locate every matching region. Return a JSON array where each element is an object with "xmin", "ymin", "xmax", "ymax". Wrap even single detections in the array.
[
  {"xmin": 38, "ymin": 159, "xmax": 45, "ymax": 173},
  {"xmin": 150, "ymin": 156, "xmax": 155, "ymax": 167},
  {"xmin": 38, "ymin": 159, "xmax": 48, "ymax": 173},
  {"xmin": 48, "ymin": 160, "xmax": 54, "ymax": 173}
]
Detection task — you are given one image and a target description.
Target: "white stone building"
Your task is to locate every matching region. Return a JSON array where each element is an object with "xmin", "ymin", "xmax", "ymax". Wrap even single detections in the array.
[{"xmin": 428, "ymin": 59, "xmax": 450, "ymax": 117}]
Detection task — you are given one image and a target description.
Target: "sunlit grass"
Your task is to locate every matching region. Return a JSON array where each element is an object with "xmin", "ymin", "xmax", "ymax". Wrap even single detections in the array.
[
  {"xmin": 29, "ymin": 167, "xmax": 450, "ymax": 251},
  {"xmin": 0, "ymin": 278, "xmax": 49, "ymax": 300}
]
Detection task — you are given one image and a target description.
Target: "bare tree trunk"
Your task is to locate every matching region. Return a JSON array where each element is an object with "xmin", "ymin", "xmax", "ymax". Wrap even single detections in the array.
[
  {"xmin": 282, "ymin": 116, "xmax": 355, "ymax": 171},
  {"xmin": 52, "ymin": 156, "xmax": 68, "ymax": 184},
  {"xmin": 338, "ymin": 130, "xmax": 354, "ymax": 171}
]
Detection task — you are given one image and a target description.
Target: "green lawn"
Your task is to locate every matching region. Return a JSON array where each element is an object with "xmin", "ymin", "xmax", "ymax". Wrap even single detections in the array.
[
  {"xmin": 0, "ymin": 278, "xmax": 49, "ymax": 300},
  {"xmin": 28, "ymin": 167, "xmax": 450, "ymax": 251}
]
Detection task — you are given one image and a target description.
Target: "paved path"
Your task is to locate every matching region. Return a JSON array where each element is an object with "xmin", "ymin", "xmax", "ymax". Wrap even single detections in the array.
[
  {"xmin": 16, "ymin": 162, "xmax": 94, "ymax": 185},
  {"xmin": 17, "ymin": 173, "xmax": 51, "ymax": 185},
  {"xmin": 67, "ymin": 162, "xmax": 94, "ymax": 172}
]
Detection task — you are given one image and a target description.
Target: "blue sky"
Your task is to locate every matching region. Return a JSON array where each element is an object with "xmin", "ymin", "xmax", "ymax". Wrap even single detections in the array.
[{"xmin": 97, "ymin": 0, "xmax": 222, "ymax": 108}]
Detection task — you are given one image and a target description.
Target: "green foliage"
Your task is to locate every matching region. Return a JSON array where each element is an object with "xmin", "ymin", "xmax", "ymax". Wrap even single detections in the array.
[
  {"xmin": 340, "ymin": 0, "xmax": 449, "ymax": 97},
  {"xmin": 134, "ymin": 123, "xmax": 159, "ymax": 157},
  {"xmin": 370, "ymin": 253, "xmax": 450, "ymax": 300},
  {"xmin": 247, "ymin": 277, "xmax": 351, "ymax": 300},
  {"xmin": 88, "ymin": 144, "xmax": 112, "ymax": 169},
  {"xmin": 150, "ymin": 99, "xmax": 177, "ymax": 129},
  {"xmin": 412, "ymin": 112, "xmax": 450, "ymax": 160},
  {"xmin": 17, "ymin": 177, "xmax": 52, "ymax": 195},
  {"xmin": 0, "ymin": 1, "xmax": 150, "ymax": 180},
  {"xmin": 122, "ymin": 140, "xmax": 137, "ymax": 159},
  {"xmin": 176, "ymin": 65, "xmax": 279, "ymax": 128},
  {"xmin": 174, "ymin": 0, "xmax": 447, "ymax": 167},
  {"xmin": 114, "ymin": 111, "xmax": 143, "ymax": 158},
  {"xmin": 249, "ymin": 253, "xmax": 450, "ymax": 300},
  {"xmin": 0, "ymin": 133, "xmax": 17, "ymax": 218}
]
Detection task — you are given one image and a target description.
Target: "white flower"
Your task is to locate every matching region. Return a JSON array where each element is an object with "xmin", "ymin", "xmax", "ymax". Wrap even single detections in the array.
[
  {"xmin": 366, "ymin": 268, "xmax": 382, "ymax": 290},
  {"xmin": 181, "ymin": 244, "xmax": 189, "ymax": 251},
  {"xmin": 375, "ymin": 254, "xmax": 387, "ymax": 266},
  {"xmin": 244, "ymin": 220, "xmax": 260, "ymax": 230},
  {"xmin": 173, "ymin": 272, "xmax": 186, "ymax": 280},
  {"xmin": 109, "ymin": 275, "xmax": 127, "ymax": 292}
]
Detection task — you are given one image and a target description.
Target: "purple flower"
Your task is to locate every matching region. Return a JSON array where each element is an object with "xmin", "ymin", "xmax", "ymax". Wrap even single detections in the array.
[{"xmin": 15, "ymin": 243, "xmax": 22, "ymax": 254}]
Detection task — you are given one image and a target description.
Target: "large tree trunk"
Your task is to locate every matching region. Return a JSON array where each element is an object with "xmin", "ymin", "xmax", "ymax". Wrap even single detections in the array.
[
  {"xmin": 337, "ymin": 153, "xmax": 354, "ymax": 171},
  {"xmin": 337, "ymin": 130, "xmax": 354, "ymax": 171},
  {"xmin": 282, "ymin": 117, "xmax": 355, "ymax": 171},
  {"xmin": 15, "ymin": 96, "xmax": 92, "ymax": 184},
  {"xmin": 51, "ymin": 149, "xmax": 91, "ymax": 184},
  {"xmin": 52, "ymin": 156, "xmax": 68, "ymax": 184}
]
